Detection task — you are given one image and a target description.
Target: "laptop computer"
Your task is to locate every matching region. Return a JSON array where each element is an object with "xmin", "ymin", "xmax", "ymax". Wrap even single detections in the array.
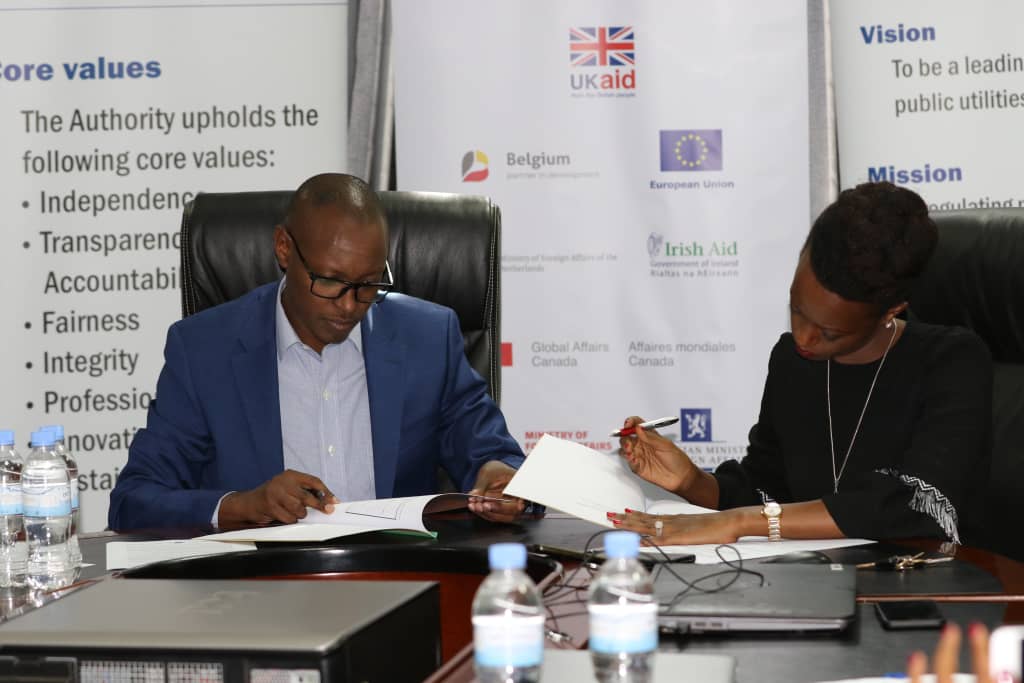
[{"xmin": 654, "ymin": 561, "xmax": 856, "ymax": 633}]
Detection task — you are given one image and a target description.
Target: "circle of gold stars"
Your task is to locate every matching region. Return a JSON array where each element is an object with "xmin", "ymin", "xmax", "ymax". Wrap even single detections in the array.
[{"xmin": 674, "ymin": 133, "xmax": 709, "ymax": 168}]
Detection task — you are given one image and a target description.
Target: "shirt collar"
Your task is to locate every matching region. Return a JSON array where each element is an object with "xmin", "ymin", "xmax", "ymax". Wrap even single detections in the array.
[{"xmin": 275, "ymin": 279, "xmax": 362, "ymax": 360}]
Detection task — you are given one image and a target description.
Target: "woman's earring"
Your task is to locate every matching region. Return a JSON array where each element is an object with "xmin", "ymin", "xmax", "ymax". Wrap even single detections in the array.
[{"xmin": 886, "ymin": 319, "xmax": 894, "ymax": 329}]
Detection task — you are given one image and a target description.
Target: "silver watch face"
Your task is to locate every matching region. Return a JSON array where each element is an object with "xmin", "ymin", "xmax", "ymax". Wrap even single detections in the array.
[{"xmin": 764, "ymin": 501, "xmax": 782, "ymax": 517}]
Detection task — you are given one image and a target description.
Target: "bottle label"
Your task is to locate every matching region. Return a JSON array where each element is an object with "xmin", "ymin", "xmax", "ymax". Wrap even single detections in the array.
[
  {"xmin": 23, "ymin": 486, "xmax": 71, "ymax": 517},
  {"xmin": 70, "ymin": 484, "xmax": 79, "ymax": 510},
  {"xmin": 588, "ymin": 603, "xmax": 658, "ymax": 654},
  {"xmin": 472, "ymin": 614, "xmax": 544, "ymax": 667},
  {"xmin": 0, "ymin": 485, "xmax": 22, "ymax": 515}
]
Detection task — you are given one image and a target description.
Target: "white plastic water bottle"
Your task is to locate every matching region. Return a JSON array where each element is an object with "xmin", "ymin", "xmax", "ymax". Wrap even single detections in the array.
[
  {"xmin": 43, "ymin": 425, "xmax": 80, "ymax": 570},
  {"xmin": 588, "ymin": 531, "xmax": 657, "ymax": 683},
  {"xmin": 22, "ymin": 430, "xmax": 73, "ymax": 591},
  {"xmin": 0, "ymin": 430, "xmax": 27, "ymax": 589},
  {"xmin": 471, "ymin": 542, "xmax": 545, "ymax": 683}
]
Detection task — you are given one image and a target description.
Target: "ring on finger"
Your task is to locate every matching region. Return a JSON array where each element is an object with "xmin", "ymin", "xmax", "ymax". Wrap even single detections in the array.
[{"xmin": 654, "ymin": 519, "xmax": 664, "ymax": 538}]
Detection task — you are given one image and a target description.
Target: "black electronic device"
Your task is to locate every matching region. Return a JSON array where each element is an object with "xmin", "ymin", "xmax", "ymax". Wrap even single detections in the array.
[
  {"xmin": 0, "ymin": 578, "xmax": 440, "ymax": 683},
  {"xmin": 874, "ymin": 600, "xmax": 946, "ymax": 630},
  {"xmin": 528, "ymin": 543, "xmax": 695, "ymax": 569}
]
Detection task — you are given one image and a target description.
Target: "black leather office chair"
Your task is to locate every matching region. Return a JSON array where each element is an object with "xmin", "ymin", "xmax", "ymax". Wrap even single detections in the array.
[
  {"xmin": 909, "ymin": 208, "xmax": 1024, "ymax": 560},
  {"xmin": 179, "ymin": 190, "xmax": 503, "ymax": 404}
]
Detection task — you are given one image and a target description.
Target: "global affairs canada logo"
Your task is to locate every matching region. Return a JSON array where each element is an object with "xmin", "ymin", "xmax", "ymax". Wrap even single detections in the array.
[
  {"xmin": 680, "ymin": 408, "xmax": 712, "ymax": 442},
  {"xmin": 461, "ymin": 150, "xmax": 489, "ymax": 182},
  {"xmin": 569, "ymin": 26, "xmax": 636, "ymax": 96},
  {"xmin": 659, "ymin": 130, "xmax": 723, "ymax": 171}
]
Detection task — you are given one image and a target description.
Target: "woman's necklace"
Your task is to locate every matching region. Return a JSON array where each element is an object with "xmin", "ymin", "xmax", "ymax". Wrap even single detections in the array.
[{"xmin": 827, "ymin": 320, "xmax": 899, "ymax": 493}]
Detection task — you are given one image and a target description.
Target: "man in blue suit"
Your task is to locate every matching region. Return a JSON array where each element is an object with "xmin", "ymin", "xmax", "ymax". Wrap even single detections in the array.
[{"xmin": 109, "ymin": 173, "xmax": 526, "ymax": 531}]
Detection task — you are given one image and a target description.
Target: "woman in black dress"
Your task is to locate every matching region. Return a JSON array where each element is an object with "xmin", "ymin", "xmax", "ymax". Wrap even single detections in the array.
[{"xmin": 611, "ymin": 182, "xmax": 992, "ymax": 545}]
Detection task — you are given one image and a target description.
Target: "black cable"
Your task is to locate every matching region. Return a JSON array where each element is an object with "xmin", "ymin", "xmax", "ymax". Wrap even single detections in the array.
[{"xmin": 538, "ymin": 531, "xmax": 767, "ymax": 629}]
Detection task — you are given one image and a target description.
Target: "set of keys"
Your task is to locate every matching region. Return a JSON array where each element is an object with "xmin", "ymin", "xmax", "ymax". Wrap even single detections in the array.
[{"xmin": 856, "ymin": 551, "xmax": 955, "ymax": 571}]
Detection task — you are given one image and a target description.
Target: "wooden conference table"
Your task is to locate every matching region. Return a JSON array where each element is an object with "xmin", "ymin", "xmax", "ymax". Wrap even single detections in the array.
[{"xmin": 10, "ymin": 513, "xmax": 1024, "ymax": 683}]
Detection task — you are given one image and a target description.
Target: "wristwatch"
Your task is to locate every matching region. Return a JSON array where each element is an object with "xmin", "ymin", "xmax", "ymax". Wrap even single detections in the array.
[{"xmin": 761, "ymin": 500, "xmax": 782, "ymax": 541}]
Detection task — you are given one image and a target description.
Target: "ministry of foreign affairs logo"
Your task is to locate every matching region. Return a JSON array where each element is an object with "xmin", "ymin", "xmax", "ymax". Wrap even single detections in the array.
[
  {"xmin": 646, "ymin": 232, "xmax": 664, "ymax": 259},
  {"xmin": 680, "ymin": 408, "xmax": 712, "ymax": 442}
]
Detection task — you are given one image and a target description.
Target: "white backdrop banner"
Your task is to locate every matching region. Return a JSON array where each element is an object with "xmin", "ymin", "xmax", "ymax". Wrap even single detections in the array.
[
  {"xmin": 830, "ymin": 0, "xmax": 1024, "ymax": 205},
  {"xmin": 0, "ymin": 0, "xmax": 349, "ymax": 531},
  {"xmin": 393, "ymin": 0, "xmax": 810, "ymax": 469}
]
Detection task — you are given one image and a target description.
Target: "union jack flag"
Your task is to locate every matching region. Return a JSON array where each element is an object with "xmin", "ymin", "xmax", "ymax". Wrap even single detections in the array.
[{"xmin": 569, "ymin": 26, "xmax": 635, "ymax": 67}]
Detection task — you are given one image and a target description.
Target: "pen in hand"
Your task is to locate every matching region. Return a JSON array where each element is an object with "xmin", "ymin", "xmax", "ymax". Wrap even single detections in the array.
[
  {"xmin": 305, "ymin": 487, "xmax": 337, "ymax": 511},
  {"xmin": 611, "ymin": 416, "xmax": 680, "ymax": 437}
]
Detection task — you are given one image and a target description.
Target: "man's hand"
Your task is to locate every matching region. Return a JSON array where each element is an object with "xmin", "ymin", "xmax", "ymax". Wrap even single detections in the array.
[
  {"xmin": 218, "ymin": 469, "xmax": 339, "ymax": 526},
  {"xmin": 467, "ymin": 460, "xmax": 526, "ymax": 524}
]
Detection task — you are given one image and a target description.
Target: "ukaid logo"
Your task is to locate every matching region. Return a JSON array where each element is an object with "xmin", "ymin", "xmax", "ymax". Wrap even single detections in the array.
[
  {"xmin": 461, "ymin": 150, "xmax": 489, "ymax": 182},
  {"xmin": 680, "ymin": 409, "xmax": 712, "ymax": 442},
  {"xmin": 569, "ymin": 26, "xmax": 636, "ymax": 97}
]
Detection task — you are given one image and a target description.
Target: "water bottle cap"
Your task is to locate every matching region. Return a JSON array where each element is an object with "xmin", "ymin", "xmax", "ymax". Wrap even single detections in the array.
[
  {"xmin": 604, "ymin": 531, "xmax": 641, "ymax": 558},
  {"xmin": 29, "ymin": 430, "xmax": 56, "ymax": 448},
  {"xmin": 42, "ymin": 424, "xmax": 65, "ymax": 440},
  {"xmin": 0, "ymin": 430, "xmax": 14, "ymax": 446},
  {"xmin": 488, "ymin": 543, "xmax": 527, "ymax": 570}
]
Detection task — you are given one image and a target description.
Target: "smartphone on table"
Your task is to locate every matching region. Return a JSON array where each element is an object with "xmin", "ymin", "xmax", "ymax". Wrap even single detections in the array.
[{"xmin": 873, "ymin": 600, "xmax": 946, "ymax": 630}]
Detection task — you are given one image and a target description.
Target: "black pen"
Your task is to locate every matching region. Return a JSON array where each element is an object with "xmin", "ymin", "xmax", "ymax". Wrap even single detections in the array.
[{"xmin": 306, "ymin": 487, "xmax": 329, "ymax": 504}]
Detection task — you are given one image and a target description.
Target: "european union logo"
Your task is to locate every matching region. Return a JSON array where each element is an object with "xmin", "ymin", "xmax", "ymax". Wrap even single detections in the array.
[
  {"xmin": 680, "ymin": 408, "xmax": 712, "ymax": 442},
  {"xmin": 659, "ymin": 130, "xmax": 723, "ymax": 171}
]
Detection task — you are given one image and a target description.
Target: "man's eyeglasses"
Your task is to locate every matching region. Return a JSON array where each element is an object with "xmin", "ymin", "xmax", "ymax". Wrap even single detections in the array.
[{"xmin": 285, "ymin": 229, "xmax": 393, "ymax": 303}]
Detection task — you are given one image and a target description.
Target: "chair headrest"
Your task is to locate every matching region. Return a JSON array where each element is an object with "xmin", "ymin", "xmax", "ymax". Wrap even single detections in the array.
[{"xmin": 910, "ymin": 209, "xmax": 1024, "ymax": 363}]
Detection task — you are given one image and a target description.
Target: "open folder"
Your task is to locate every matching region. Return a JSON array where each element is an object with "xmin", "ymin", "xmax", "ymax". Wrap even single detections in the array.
[
  {"xmin": 200, "ymin": 493, "xmax": 483, "ymax": 543},
  {"xmin": 502, "ymin": 434, "xmax": 715, "ymax": 526}
]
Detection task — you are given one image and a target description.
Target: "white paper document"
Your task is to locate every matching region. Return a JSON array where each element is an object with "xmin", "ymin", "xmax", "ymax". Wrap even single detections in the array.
[
  {"xmin": 504, "ymin": 434, "xmax": 875, "ymax": 563},
  {"xmin": 642, "ymin": 537, "xmax": 875, "ymax": 565},
  {"xmin": 503, "ymin": 434, "xmax": 716, "ymax": 527},
  {"xmin": 199, "ymin": 492, "xmax": 480, "ymax": 543},
  {"xmin": 817, "ymin": 677, "xmax": 974, "ymax": 683},
  {"xmin": 106, "ymin": 539, "xmax": 256, "ymax": 570}
]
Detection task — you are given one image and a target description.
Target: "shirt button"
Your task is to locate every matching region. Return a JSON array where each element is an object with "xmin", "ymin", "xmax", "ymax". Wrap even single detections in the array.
[{"xmin": 328, "ymin": 445, "xmax": 335, "ymax": 456}]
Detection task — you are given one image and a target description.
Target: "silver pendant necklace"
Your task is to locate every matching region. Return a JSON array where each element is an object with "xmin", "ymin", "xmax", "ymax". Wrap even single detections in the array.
[{"xmin": 827, "ymin": 320, "xmax": 899, "ymax": 493}]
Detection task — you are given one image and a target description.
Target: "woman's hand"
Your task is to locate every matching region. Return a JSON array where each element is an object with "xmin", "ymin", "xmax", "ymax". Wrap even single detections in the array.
[
  {"xmin": 606, "ymin": 508, "xmax": 746, "ymax": 546},
  {"xmin": 618, "ymin": 415, "xmax": 699, "ymax": 497},
  {"xmin": 908, "ymin": 622, "xmax": 991, "ymax": 683}
]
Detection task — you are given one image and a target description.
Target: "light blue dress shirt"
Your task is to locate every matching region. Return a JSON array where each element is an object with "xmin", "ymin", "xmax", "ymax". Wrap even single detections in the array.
[
  {"xmin": 274, "ymin": 279, "xmax": 375, "ymax": 502},
  {"xmin": 211, "ymin": 280, "xmax": 375, "ymax": 526}
]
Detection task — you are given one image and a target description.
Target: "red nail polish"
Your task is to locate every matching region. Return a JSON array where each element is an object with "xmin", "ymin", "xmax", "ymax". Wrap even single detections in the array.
[
  {"xmin": 612, "ymin": 519, "xmax": 621, "ymax": 526},
  {"xmin": 606, "ymin": 512, "xmax": 616, "ymax": 519},
  {"xmin": 624, "ymin": 508, "xmax": 634, "ymax": 513}
]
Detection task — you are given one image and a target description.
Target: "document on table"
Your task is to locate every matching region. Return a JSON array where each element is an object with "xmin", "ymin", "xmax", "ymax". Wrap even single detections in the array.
[
  {"xmin": 503, "ymin": 433, "xmax": 716, "ymax": 527},
  {"xmin": 503, "ymin": 434, "xmax": 874, "ymax": 563},
  {"xmin": 816, "ymin": 677, "xmax": 974, "ymax": 683},
  {"xmin": 106, "ymin": 539, "xmax": 256, "ymax": 570},
  {"xmin": 641, "ymin": 537, "xmax": 875, "ymax": 565},
  {"xmin": 199, "ymin": 492, "xmax": 483, "ymax": 543}
]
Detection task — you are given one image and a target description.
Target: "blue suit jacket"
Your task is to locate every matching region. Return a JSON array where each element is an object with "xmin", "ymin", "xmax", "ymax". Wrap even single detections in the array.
[{"xmin": 108, "ymin": 282, "xmax": 524, "ymax": 530}]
